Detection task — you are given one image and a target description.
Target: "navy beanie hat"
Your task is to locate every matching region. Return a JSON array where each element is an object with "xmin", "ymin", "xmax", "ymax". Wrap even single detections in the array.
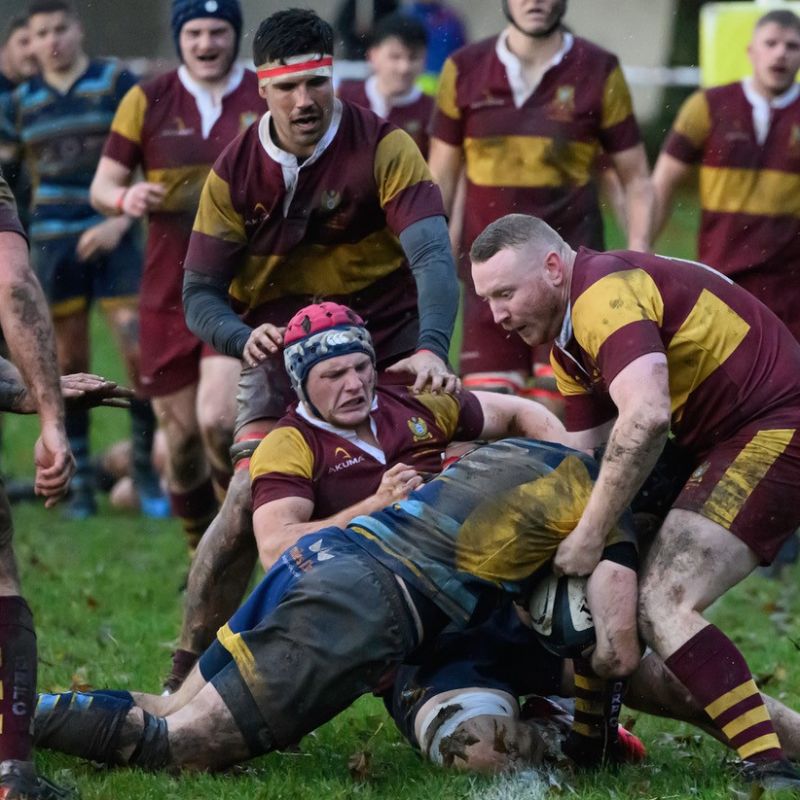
[{"xmin": 171, "ymin": 0, "xmax": 243, "ymax": 59}]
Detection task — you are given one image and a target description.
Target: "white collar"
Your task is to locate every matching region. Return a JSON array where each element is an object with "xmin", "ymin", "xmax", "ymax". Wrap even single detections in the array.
[
  {"xmin": 177, "ymin": 62, "xmax": 245, "ymax": 139},
  {"xmin": 258, "ymin": 98, "xmax": 343, "ymax": 216},
  {"xmin": 296, "ymin": 394, "xmax": 386, "ymax": 464},
  {"xmin": 364, "ymin": 74, "xmax": 423, "ymax": 119},
  {"xmin": 742, "ymin": 77, "xmax": 800, "ymax": 145},
  {"xmin": 496, "ymin": 29, "xmax": 573, "ymax": 109}
]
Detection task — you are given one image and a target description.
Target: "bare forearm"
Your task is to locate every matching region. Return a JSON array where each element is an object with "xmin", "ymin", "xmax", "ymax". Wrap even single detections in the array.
[
  {"xmin": 0, "ymin": 234, "xmax": 64, "ymax": 424},
  {"xmin": 581, "ymin": 411, "xmax": 669, "ymax": 543},
  {"xmin": 256, "ymin": 492, "xmax": 392, "ymax": 569},
  {"xmin": 624, "ymin": 174, "xmax": 654, "ymax": 252}
]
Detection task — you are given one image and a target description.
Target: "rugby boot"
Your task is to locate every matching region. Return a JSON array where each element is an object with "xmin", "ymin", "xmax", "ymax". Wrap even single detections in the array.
[
  {"xmin": 0, "ymin": 760, "xmax": 75, "ymax": 800},
  {"xmin": 739, "ymin": 757, "xmax": 800, "ymax": 791}
]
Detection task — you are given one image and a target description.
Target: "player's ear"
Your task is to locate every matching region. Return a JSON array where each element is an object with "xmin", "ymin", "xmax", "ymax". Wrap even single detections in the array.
[
  {"xmin": 543, "ymin": 250, "xmax": 565, "ymax": 286},
  {"xmin": 258, "ymin": 83, "xmax": 269, "ymax": 101}
]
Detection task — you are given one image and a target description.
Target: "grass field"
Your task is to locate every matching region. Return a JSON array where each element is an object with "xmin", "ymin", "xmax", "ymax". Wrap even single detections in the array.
[{"xmin": 9, "ymin": 199, "xmax": 800, "ymax": 798}]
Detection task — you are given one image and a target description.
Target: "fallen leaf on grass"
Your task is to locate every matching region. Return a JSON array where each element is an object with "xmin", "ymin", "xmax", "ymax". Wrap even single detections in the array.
[{"xmin": 348, "ymin": 749, "xmax": 371, "ymax": 781}]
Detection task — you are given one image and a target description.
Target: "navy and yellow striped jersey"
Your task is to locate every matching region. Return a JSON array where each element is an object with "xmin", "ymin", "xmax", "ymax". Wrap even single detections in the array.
[
  {"xmin": 0, "ymin": 59, "xmax": 137, "ymax": 240},
  {"xmin": 345, "ymin": 437, "xmax": 635, "ymax": 624}
]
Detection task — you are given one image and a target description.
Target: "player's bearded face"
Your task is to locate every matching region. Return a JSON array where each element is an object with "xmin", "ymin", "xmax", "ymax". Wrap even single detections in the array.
[
  {"xmin": 472, "ymin": 246, "xmax": 566, "ymax": 347},
  {"xmin": 504, "ymin": 0, "xmax": 567, "ymax": 38},
  {"xmin": 264, "ymin": 75, "xmax": 335, "ymax": 157},
  {"xmin": 749, "ymin": 22, "xmax": 800, "ymax": 98},
  {"xmin": 305, "ymin": 353, "xmax": 376, "ymax": 427},
  {"xmin": 180, "ymin": 19, "xmax": 237, "ymax": 84}
]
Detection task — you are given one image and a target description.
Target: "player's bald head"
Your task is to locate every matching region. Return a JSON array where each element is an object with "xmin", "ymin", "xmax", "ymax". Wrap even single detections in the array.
[{"xmin": 471, "ymin": 214, "xmax": 568, "ymax": 272}]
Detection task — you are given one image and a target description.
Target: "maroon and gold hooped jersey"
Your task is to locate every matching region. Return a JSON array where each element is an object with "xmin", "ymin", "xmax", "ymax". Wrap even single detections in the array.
[
  {"xmin": 431, "ymin": 35, "xmax": 641, "ymax": 263},
  {"xmin": 550, "ymin": 248, "xmax": 800, "ymax": 453},
  {"xmin": 102, "ymin": 69, "xmax": 262, "ymax": 314},
  {"xmin": 662, "ymin": 82, "xmax": 800, "ymax": 340},
  {"xmin": 184, "ymin": 100, "xmax": 444, "ymax": 329},
  {"xmin": 250, "ymin": 381, "xmax": 483, "ymax": 520}
]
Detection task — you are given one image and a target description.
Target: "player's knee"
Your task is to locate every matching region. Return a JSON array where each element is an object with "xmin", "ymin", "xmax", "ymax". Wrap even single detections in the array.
[
  {"xmin": 638, "ymin": 575, "xmax": 680, "ymax": 641},
  {"xmin": 591, "ymin": 641, "xmax": 640, "ymax": 679}
]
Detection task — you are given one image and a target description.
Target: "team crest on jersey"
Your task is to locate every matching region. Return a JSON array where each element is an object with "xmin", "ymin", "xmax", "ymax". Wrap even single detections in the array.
[
  {"xmin": 548, "ymin": 85, "xmax": 575, "ymax": 122},
  {"xmin": 404, "ymin": 120, "xmax": 421, "ymax": 136},
  {"xmin": 240, "ymin": 112, "xmax": 259, "ymax": 131},
  {"xmin": 320, "ymin": 190, "xmax": 342, "ymax": 212},
  {"xmin": 407, "ymin": 416, "xmax": 432, "ymax": 442}
]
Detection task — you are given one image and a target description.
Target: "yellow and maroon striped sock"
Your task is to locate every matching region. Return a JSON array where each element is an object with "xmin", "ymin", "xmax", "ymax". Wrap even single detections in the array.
[{"xmin": 665, "ymin": 624, "xmax": 782, "ymax": 763}]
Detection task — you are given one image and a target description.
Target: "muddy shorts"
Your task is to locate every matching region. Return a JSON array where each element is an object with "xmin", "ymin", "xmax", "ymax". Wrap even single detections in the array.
[
  {"xmin": 207, "ymin": 533, "xmax": 423, "ymax": 755},
  {"xmin": 386, "ymin": 601, "xmax": 563, "ymax": 748},
  {"xmin": 674, "ymin": 415, "xmax": 800, "ymax": 564}
]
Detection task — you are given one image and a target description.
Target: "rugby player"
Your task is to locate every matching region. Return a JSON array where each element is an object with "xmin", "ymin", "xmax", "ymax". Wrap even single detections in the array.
[
  {"xmin": 0, "ymin": 16, "xmax": 36, "ymax": 92},
  {"xmin": 0, "ymin": 0, "xmax": 158, "ymax": 519},
  {"xmin": 337, "ymin": 12, "xmax": 433, "ymax": 157},
  {"xmin": 470, "ymin": 213, "xmax": 800, "ymax": 790},
  {"xmin": 428, "ymin": 0, "xmax": 652, "ymax": 398},
  {"xmin": 652, "ymin": 9, "xmax": 800, "ymax": 572},
  {"xmin": 0, "ymin": 170, "xmax": 132, "ymax": 800},
  {"xmin": 90, "ymin": 0, "xmax": 263, "ymax": 538},
  {"xmin": 173, "ymin": 8, "xmax": 459, "ymax": 686}
]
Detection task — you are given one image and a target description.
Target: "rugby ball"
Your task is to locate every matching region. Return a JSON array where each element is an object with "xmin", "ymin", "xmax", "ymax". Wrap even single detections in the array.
[{"xmin": 527, "ymin": 572, "xmax": 595, "ymax": 658}]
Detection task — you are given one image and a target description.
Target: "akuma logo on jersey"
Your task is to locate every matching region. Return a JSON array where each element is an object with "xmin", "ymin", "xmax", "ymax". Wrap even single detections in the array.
[
  {"xmin": 161, "ymin": 116, "xmax": 195, "ymax": 137},
  {"xmin": 328, "ymin": 447, "xmax": 365, "ymax": 473},
  {"xmin": 245, "ymin": 202, "xmax": 270, "ymax": 227},
  {"xmin": 407, "ymin": 416, "xmax": 432, "ymax": 442}
]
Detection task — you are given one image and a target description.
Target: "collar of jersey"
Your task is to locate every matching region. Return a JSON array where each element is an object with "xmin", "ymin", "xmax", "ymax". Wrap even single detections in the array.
[
  {"xmin": 296, "ymin": 394, "xmax": 386, "ymax": 464},
  {"xmin": 178, "ymin": 62, "xmax": 246, "ymax": 139},
  {"xmin": 496, "ymin": 29, "xmax": 574, "ymax": 109},
  {"xmin": 259, "ymin": 98, "xmax": 343, "ymax": 216},
  {"xmin": 741, "ymin": 77, "xmax": 799, "ymax": 146},
  {"xmin": 364, "ymin": 74, "xmax": 423, "ymax": 119}
]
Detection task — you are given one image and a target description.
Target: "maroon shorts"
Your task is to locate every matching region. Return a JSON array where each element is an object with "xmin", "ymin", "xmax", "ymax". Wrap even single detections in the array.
[
  {"xmin": 139, "ymin": 307, "xmax": 219, "ymax": 398},
  {"xmin": 674, "ymin": 414, "xmax": 800, "ymax": 565}
]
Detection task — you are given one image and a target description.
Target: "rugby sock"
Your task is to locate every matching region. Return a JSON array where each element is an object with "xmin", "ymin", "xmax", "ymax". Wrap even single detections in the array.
[
  {"xmin": 564, "ymin": 658, "xmax": 624, "ymax": 766},
  {"xmin": 665, "ymin": 624, "xmax": 783, "ymax": 763},
  {"xmin": 65, "ymin": 409, "xmax": 91, "ymax": 491},
  {"xmin": 168, "ymin": 479, "xmax": 217, "ymax": 552},
  {"xmin": 129, "ymin": 397, "xmax": 160, "ymax": 497},
  {"xmin": 163, "ymin": 649, "xmax": 198, "ymax": 694},
  {"xmin": 0, "ymin": 597, "xmax": 36, "ymax": 761},
  {"xmin": 33, "ymin": 690, "xmax": 134, "ymax": 763}
]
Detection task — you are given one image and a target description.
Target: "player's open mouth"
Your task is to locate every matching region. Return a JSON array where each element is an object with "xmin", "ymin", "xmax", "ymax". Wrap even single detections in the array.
[
  {"xmin": 197, "ymin": 54, "xmax": 220, "ymax": 63},
  {"xmin": 293, "ymin": 116, "xmax": 319, "ymax": 130}
]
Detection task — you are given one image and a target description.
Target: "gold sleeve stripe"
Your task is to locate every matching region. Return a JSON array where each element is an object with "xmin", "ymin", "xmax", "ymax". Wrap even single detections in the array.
[
  {"xmin": 572, "ymin": 269, "xmax": 665, "ymax": 361},
  {"xmin": 249, "ymin": 427, "xmax": 314, "ymax": 481},
  {"xmin": 549, "ymin": 351, "xmax": 590, "ymax": 397},
  {"xmin": 375, "ymin": 128, "xmax": 433, "ymax": 208},
  {"xmin": 465, "ymin": 135, "xmax": 596, "ymax": 188},
  {"xmin": 229, "ymin": 229, "xmax": 405, "ymax": 306},
  {"xmin": 110, "ymin": 84, "xmax": 147, "ymax": 146},
  {"xmin": 435, "ymin": 57, "xmax": 460, "ymax": 120},
  {"xmin": 601, "ymin": 65, "xmax": 634, "ymax": 130},
  {"xmin": 413, "ymin": 392, "xmax": 461, "ymax": 438},
  {"xmin": 193, "ymin": 169, "xmax": 246, "ymax": 242},
  {"xmin": 700, "ymin": 429, "xmax": 793, "ymax": 530},
  {"xmin": 672, "ymin": 90, "xmax": 711, "ymax": 149},
  {"xmin": 667, "ymin": 288, "xmax": 750, "ymax": 420},
  {"xmin": 700, "ymin": 166, "xmax": 800, "ymax": 217}
]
